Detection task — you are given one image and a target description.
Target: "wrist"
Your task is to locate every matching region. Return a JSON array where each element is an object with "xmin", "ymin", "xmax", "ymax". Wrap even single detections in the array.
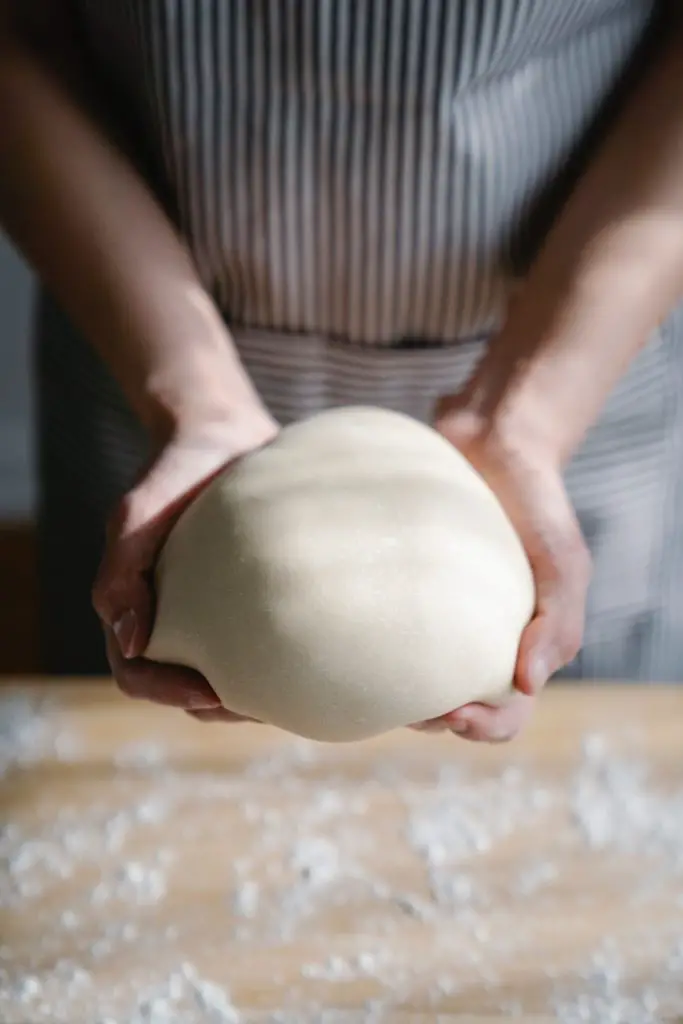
[
  {"xmin": 144, "ymin": 373, "xmax": 276, "ymax": 452},
  {"xmin": 142, "ymin": 348, "xmax": 277, "ymax": 453},
  {"xmin": 444, "ymin": 256, "xmax": 657, "ymax": 466},
  {"xmin": 436, "ymin": 388, "xmax": 562, "ymax": 477},
  {"xmin": 168, "ymin": 399, "xmax": 278, "ymax": 452},
  {"xmin": 130, "ymin": 311, "xmax": 275, "ymax": 449},
  {"xmin": 438, "ymin": 331, "xmax": 571, "ymax": 470}
]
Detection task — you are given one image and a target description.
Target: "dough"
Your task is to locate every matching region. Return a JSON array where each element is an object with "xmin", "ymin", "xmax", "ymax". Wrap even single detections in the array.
[{"xmin": 146, "ymin": 407, "xmax": 534, "ymax": 742}]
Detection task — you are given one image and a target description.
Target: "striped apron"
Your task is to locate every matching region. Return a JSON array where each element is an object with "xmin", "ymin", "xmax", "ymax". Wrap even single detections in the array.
[{"xmin": 38, "ymin": 0, "xmax": 683, "ymax": 682}]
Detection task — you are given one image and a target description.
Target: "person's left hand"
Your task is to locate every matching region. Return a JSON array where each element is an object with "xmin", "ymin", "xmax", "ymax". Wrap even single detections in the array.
[{"xmin": 411, "ymin": 394, "xmax": 591, "ymax": 744}]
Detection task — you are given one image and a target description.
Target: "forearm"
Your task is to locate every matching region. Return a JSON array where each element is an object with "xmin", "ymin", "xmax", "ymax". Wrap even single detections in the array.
[
  {"xmin": 460, "ymin": 29, "xmax": 683, "ymax": 464},
  {"xmin": 0, "ymin": 20, "xmax": 267, "ymax": 444}
]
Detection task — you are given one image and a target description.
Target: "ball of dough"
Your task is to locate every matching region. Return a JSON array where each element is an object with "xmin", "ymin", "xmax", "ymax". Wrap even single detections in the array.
[{"xmin": 146, "ymin": 407, "xmax": 534, "ymax": 742}]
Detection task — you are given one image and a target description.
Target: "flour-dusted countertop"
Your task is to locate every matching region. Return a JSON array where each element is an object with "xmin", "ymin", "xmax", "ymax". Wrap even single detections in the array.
[{"xmin": 1, "ymin": 681, "xmax": 683, "ymax": 1023}]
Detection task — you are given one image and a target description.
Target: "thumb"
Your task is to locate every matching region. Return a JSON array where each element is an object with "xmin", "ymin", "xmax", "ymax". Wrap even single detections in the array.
[
  {"xmin": 92, "ymin": 443, "xmax": 229, "ymax": 657},
  {"xmin": 515, "ymin": 506, "xmax": 591, "ymax": 696}
]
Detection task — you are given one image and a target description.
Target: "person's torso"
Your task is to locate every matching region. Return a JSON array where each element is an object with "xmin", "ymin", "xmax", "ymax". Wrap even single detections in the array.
[{"xmin": 76, "ymin": 0, "xmax": 657, "ymax": 344}]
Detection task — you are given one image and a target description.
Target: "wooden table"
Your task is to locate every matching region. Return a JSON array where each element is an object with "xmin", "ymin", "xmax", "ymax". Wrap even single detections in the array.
[{"xmin": 1, "ymin": 681, "xmax": 683, "ymax": 1023}]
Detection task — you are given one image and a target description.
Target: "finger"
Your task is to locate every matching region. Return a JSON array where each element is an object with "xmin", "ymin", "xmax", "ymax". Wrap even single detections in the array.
[
  {"xmin": 516, "ymin": 552, "xmax": 590, "ymax": 696},
  {"xmin": 185, "ymin": 708, "xmax": 256, "ymax": 723},
  {"xmin": 93, "ymin": 443, "xmax": 236, "ymax": 647},
  {"xmin": 445, "ymin": 692, "xmax": 536, "ymax": 743},
  {"xmin": 516, "ymin": 492, "xmax": 591, "ymax": 696},
  {"xmin": 105, "ymin": 627, "xmax": 221, "ymax": 710},
  {"xmin": 93, "ymin": 539, "xmax": 149, "ymax": 657},
  {"xmin": 114, "ymin": 662, "xmax": 221, "ymax": 710}
]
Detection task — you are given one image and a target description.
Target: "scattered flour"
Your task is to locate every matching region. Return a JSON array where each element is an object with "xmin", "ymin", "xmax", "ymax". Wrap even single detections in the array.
[
  {"xmin": 571, "ymin": 732, "xmax": 683, "ymax": 862},
  {"xmin": 2, "ymin": 688, "xmax": 683, "ymax": 1022},
  {"xmin": 0, "ymin": 692, "xmax": 79, "ymax": 775},
  {"xmin": 552, "ymin": 937, "xmax": 683, "ymax": 1023}
]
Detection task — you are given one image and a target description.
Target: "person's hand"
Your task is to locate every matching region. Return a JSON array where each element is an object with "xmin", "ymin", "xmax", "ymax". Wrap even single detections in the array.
[
  {"xmin": 414, "ymin": 395, "xmax": 591, "ymax": 743},
  {"xmin": 92, "ymin": 411, "xmax": 278, "ymax": 720}
]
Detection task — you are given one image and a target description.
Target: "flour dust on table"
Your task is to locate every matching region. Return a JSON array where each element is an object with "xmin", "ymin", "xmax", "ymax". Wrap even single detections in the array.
[{"xmin": 2, "ymin": 687, "xmax": 683, "ymax": 1022}]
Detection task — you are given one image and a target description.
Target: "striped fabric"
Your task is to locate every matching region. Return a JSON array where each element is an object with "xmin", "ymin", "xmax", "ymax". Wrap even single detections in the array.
[
  {"xmin": 38, "ymin": 0, "xmax": 683, "ymax": 682},
  {"xmin": 80, "ymin": 0, "xmax": 653, "ymax": 344}
]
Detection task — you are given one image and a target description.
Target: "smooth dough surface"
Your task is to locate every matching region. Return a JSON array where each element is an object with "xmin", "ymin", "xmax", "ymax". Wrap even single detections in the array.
[{"xmin": 147, "ymin": 407, "xmax": 534, "ymax": 742}]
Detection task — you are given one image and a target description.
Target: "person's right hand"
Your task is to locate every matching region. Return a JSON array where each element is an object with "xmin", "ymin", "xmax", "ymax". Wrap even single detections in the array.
[{"xmin": 92, "ymin": 412, "xmax": 279, "ymax": 720}]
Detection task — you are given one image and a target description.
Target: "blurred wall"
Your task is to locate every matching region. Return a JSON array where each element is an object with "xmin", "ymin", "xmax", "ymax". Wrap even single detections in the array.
[{"xmin": 0, "ymin": 234, "xmax": 35, "ymax": 521}]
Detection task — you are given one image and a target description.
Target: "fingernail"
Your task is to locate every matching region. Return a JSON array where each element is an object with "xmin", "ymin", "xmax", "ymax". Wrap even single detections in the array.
[{"xmin": 113, "ymin": 609, "xmax": 138, "ymax": 660}]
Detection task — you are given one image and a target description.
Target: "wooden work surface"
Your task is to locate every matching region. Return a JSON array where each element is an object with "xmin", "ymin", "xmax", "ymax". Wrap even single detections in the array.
[{"xmin": 1, "ymin": 681, "xmax": 683, "ymax": 1023}]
